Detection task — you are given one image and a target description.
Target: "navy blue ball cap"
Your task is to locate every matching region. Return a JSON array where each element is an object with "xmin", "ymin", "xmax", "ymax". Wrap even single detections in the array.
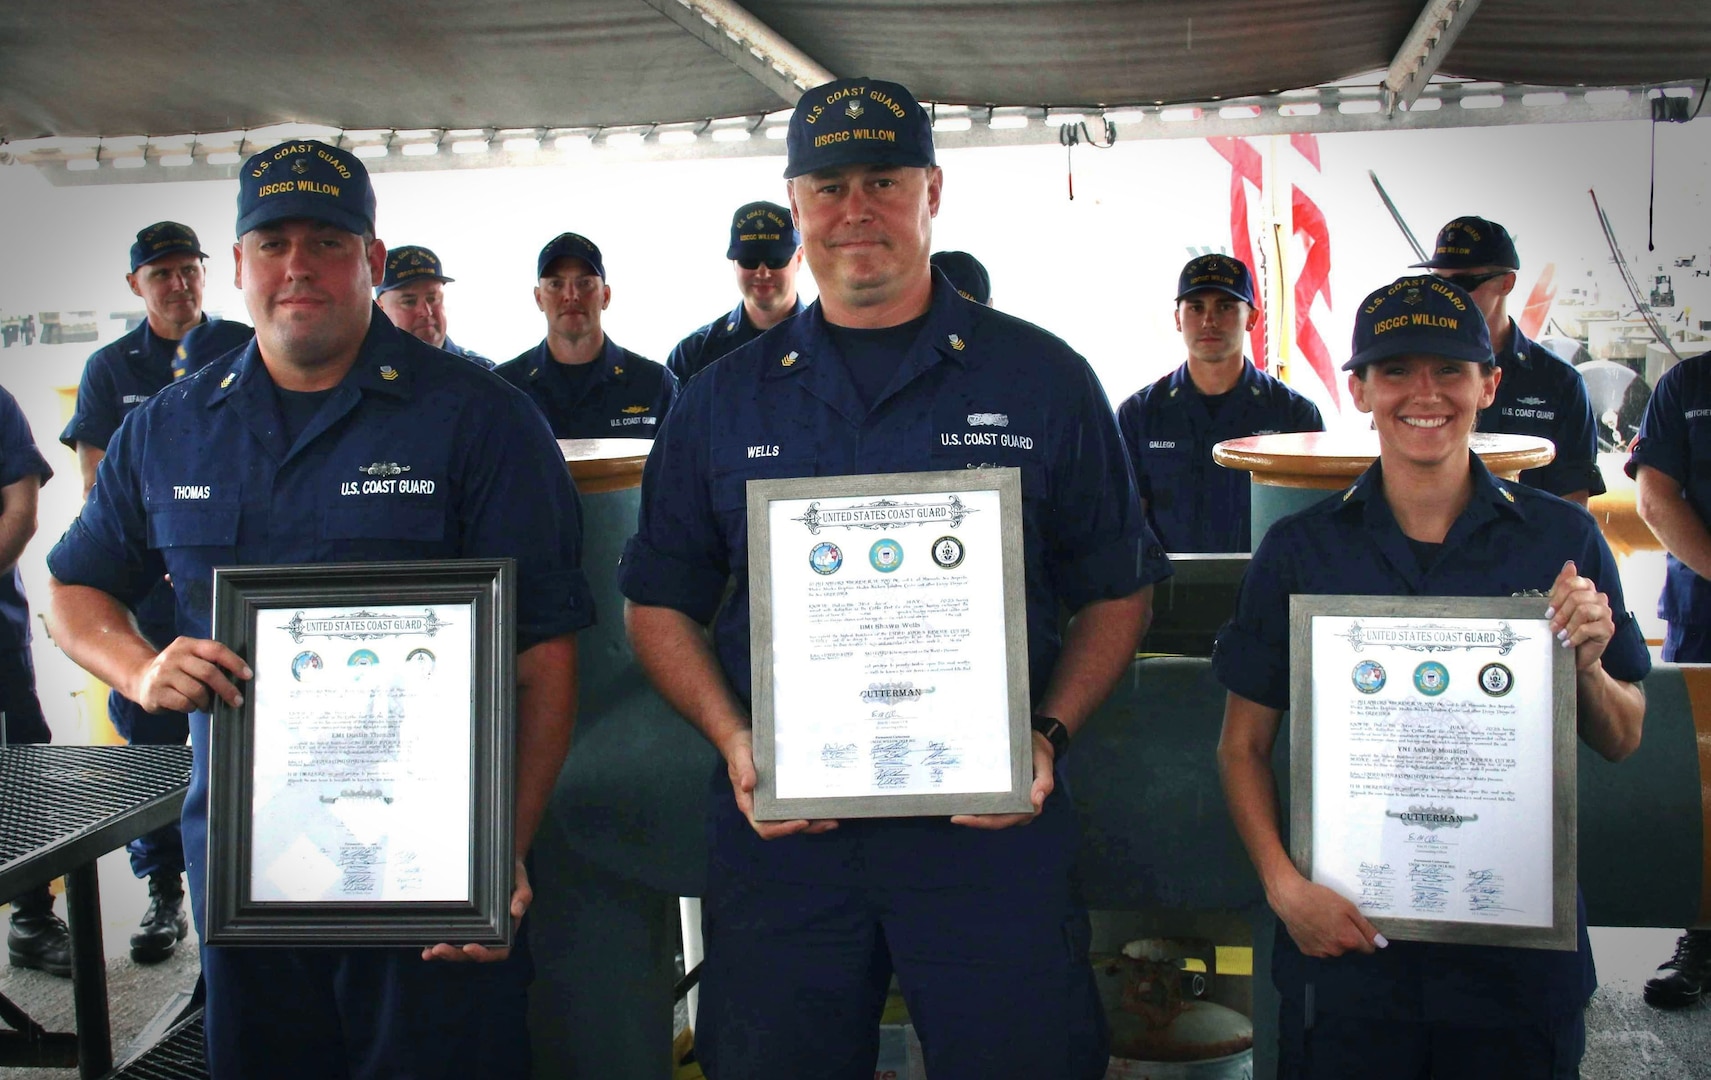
[
  {"xmin": 727, "ymin": 201, "xmax": 799, "ymax": 261},
  {"xmin": 1345, "ymin": 275, "xmax": 1495, "ymax": 372},
  {"xmin": 236, "ymin": 139, "xmax": 376, "ymax": 238},
  {"xmin": 377, "ymin": 245, "xmax": 454, "ymax": 295},
  {"xmin": 1411, "ymin": 215, "xmax": 1519, "ymax": 270},
  {"xmin": 931, "ymin": 251, "xmax": 991, "ymax": 305},
  {"xmin": 174, "ymin": 319, "xmax": 255, "ymax": 379},
  {"xmin": 537, "ymin": 232, "xmax": 606, "ymax": 281},
  {"xmin": 130, "ymin": 221, "xmax": 207, "ymax": 272},
  {"xmin": 784, "ymin": 77, "xmax": 936, "ymax": 179},
  {"xmin": 1176, "ymin": 254, "xmax": 1256, "ymax": 306}
]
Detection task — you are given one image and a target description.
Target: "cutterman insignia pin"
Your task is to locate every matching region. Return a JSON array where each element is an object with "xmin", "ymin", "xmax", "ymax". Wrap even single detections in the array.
[
  {"xmin": 379, "ymin": 365, "xmax": 399, "ymax": 381},
  {"xmin": 220, "ymin": 373, "xmax": 236, "ymax": 388},
  {"xmin": 781, "ymin": 351, "xmax": 799, "ymax": 368},
  {"xmin": 948, "ymin": 334, "xmax": 965, "ymax": 351}
]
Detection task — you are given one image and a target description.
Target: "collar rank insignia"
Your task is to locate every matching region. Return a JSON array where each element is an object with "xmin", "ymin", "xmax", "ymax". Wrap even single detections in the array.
[
  {"xmin": 359, "ymin": 462, "xmax": 411, "ymax": 477},
  {"xmin": 1169, "ymin": 386, "xmax": 1179, "ymax": 398},
  {"xmin": 845, "ymin": 100, "xmax": 865, "ymax": 120},
  {"xmin": 781, "ymin": 351, "xmax": 799, "ymax": 368},
  {"xmin": 379, "ymin": 365, "xmax": 399, "ymax": 381},
  {"xmin": 726, "ymin": 320, "xmax": 738, "ymax": 332},
  {"xmin": 220, "ymin": 372, "xmax": 236, "ymax": 388},
  {"xmin": 1498, "ymin": 485, "xmax": 1515, "ymax": 503},
  {"xmin": 948, "ymin": 334, "xmax": 966, "ymax": 351},
  {"xmin": 1342, "ymin": 484, "xmax": 1357, "ymax": 502},
  {"xmin": 612, "ymin": 366, "xmax": 624, "ymax": 376}
]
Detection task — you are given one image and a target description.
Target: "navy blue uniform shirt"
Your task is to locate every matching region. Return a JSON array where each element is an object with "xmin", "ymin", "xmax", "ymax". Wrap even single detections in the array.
[
  {"xmin": 0, "ymin": 385, "xmax": 53, "ymax": 650},
  {"xmin": 61, "ymin": 318, "xmax": 208, "ymax": 644},
  {"xmin": 666, "ymin": 298, "xmax": 806, "ymax": 385},
  {"xmin": 495, "ymin": 335, "xmax": 676, "ymax": 439},
  {"xmin": 1626, "ymin": 348, "xmax": 1711, "ymax": 628},
  {"xmin": 60, "ymin": 318, "xmax": 204, "ymax": 452},
  {"xmin": 1213, "ymin": 453, "xmax": 1649, "ymax": 1025},
  {"xmin": 442, "ymin": 337, "xmax": 495, "ymax": 370},
  {"xmin": 620, "ymin": 274, "xmax": 1170, "ymax": 706},
  {"xmin": 48, "ymin": 310, "xmax": 595, "ymax": 931},
  {"xmin": 1117, "ymin": 359, "xmax": 1323, "ymax": 552},
  {"xmin": 1480, "ymin": 320, "xmax": 1604, "ymax": 498}
]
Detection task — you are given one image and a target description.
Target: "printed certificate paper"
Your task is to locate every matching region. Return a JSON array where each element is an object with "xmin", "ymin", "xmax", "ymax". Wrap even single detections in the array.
[
  {"xmin": 1289, "ymin": 596, "xmax": 1577, "ymax": 951},
  {"xmin": 748, "ymin": 470, "xmax": 1033, "ymax": 820},
  {"xmin": 250, "ymin": 604, "xmax": 472, "ymax": 903}
]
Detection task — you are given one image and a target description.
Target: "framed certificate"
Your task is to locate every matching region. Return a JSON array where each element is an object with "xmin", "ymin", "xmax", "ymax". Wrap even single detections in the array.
[
  {"xmin": 204, "ymin": 559, "xmax": 514, "ymax": 946},
  {"xmin": 1289, "ymin": 595, "xmax": 1577, "ymax": 950},
  {"xmin": 748, "ymin": 469, "xmax": 1033, "ymax": 820}
]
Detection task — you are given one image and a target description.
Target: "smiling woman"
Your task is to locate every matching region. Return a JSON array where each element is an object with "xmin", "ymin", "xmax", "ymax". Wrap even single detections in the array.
[{"xmin": 1212, "ymin": 272, "xmax": 1650, "ymax": 1079}]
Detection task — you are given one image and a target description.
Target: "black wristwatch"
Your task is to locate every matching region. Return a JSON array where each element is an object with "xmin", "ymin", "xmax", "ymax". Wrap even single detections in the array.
[{"xmin": 1031, "ymin": 714, "xmax": 1070, "ymax": 761}]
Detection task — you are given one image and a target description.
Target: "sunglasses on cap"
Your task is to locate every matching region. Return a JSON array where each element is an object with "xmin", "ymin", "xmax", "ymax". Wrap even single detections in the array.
[
  {"xmin": 736, "ymin": 254, "xmax": 793, "ymax": 271},
  {"xmin": 1440, "ymin": 268, "xmax": 1513, "ymax": 292}
]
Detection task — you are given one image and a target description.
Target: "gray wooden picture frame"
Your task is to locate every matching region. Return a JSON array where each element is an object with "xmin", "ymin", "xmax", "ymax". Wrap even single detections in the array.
[
  {"xmin": 204, "ymin": 559, "xmax": 515, "ymax": 947},
  {"xmin": 1288, "ymin": 594, "xmax": 1577, "ymax": 951},
  {"xmin": 748, "ymin": 469, "xmax": 1033, "ymax": 820}
]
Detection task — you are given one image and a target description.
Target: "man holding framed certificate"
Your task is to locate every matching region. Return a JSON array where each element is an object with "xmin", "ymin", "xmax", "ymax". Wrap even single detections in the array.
[
  {"xmin": 1214, "ymin": 275, "xmax": 1647, "ymax": 1078},
  {"xmin": 620, "ymin": 76, "xmax": 1170, "ymax": 1079},
  {"xmin": 44, "ymin": 139, "xmax": 592, "ymax": 1079}
]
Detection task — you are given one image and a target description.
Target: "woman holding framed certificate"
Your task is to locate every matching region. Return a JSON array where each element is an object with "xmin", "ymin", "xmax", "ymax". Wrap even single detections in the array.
[{"xmin": 1213, "ymin": 274, "xmax": 1648, "ymax": 1079}]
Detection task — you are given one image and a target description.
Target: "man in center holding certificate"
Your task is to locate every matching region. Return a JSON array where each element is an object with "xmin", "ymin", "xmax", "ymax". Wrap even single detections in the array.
[
  {"xmin": 620, "ymin": 76, "xmax": 1169, "ymax": 1079},
  {"xmin": 1214, "ymin": 275, "xmax": 1647, "ymax": 1077}
]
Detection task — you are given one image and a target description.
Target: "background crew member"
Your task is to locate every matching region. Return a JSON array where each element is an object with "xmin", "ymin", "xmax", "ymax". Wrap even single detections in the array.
[
  {"xmin": 1216, "ymin": 275, "xmax": 1646, "ymax": 1078},
  {"xmin": 1416, "ymin": 216, "xmax": 1603, "ymax": 505},
  {"xmin": 1, "ymin": 384, "xmax": 61, "ymax": 976},
  {"xmin": 929, "ymin": 249, "xmax": 991, "ymax": 306},
  {"xmin": 496, "ymin": 232, "xmax": 675, "ymax": 438},
  {"xmin": 45, "ymin": 139, "xmax": 592, "ymax": 1078},
  {"xmin": 666, "ymin": 201, "xmax": 806, "ymax": 384},
  {"xmin": 1626, "ymin": 346, "xmax": 1711, "ymax": 1008},
  {"xmin": 58, "ymin": 221, "xmax": 224, "ymax": 963},
  {"xmin": 1117, "ymin": 255, "xmax": 1324, "ymax": 552},
  {"xmin": 375, "ymin": 243, "xmax": 494, "ymax": 368},
  {"xmin": 620, "ymin": 76, "xmax": 1169, "ymax": 1079}
]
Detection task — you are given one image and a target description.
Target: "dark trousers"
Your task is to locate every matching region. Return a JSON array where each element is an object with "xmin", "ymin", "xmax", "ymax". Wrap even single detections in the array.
[
  {"xmin": 1278, "ymin": 994, "xmax": 1586, "ymax": 1079},
  {"xmin": 697, "ymin": 770, "xmax": 1108, "ymax": 1080},
  {"xmin": 201, "ymin": 922, "xmax": 533, "ymax": 1080},
  {"xmin": 107, "ymin": 689, "xmax": 188, "ymax": 878}
]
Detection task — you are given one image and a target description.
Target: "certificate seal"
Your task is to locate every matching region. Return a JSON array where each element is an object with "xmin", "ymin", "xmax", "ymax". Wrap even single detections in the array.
[
  {"xmin": 406, "ymin": 647, "xmax": 436, "ymax": 678},
  {"xmin": 290, "ymin": 650, "xmax": 323, "ymax": 682},
  {"xmin": 931, "ymin": 535, "xmax": 965, "ymax": 569},
  {"xmin": 1412, "ymin": 660, "xmax": 1449, "ymax": 696},
  {"xmin": 347, "ymin": 648, "xmax": 380, "ymax": 667},
  {"xmin": 1350, "ymin": 659, "xmax": 1386, "ymax": 694},
  {"xmin": 809, "ymin": 541, "xmax": 844, "ymax": 575},
  {"xmin": 869, "ymin": 538, "xmax": 904, "ymax": 573},
  {"xmin": 1477, "ymin": 662, "xmax": 1513, "ymax": 697}
]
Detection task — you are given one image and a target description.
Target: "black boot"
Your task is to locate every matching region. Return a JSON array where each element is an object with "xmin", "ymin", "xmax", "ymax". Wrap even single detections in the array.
[
  {"xmin": 1644, "ymin": 929, "xmax": 1711, "ymax": 1008},
  {"xmin": 130, "ymin": 872, "xmax": 189, "ymax": 963},
  {"xmin": 7, "ymin": 885, "xmax": 71, "ymax": 978}
]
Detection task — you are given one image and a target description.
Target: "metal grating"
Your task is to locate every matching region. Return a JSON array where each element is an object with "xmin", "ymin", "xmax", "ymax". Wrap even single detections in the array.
[
  {"xmin": 108, "ymin": 1010, "xmax": 207, "ymax": 1080},
  {"xmin": 0, "ymin": 746, "xmax": 191, "ymax": 864}
]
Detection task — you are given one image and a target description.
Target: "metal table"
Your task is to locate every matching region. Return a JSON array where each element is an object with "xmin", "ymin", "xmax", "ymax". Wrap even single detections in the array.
[{"xmin": 0, "ymin": 745, "xmax": 192, "ymax": 1078}]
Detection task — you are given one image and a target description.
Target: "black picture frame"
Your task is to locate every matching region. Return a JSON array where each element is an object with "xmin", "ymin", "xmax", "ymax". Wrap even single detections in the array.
[{"xmin": 204, "ymin": 559, "xmax": 514, "ymax": 947}]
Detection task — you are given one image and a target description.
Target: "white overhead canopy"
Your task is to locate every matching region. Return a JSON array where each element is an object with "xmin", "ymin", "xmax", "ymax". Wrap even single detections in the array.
[{"xmin": 4, "ymin": 0, "xmax": 1707, "ymax": 141}]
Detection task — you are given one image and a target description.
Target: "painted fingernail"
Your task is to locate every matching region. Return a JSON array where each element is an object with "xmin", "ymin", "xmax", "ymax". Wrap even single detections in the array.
[
  {"xmin": 1544, "ymin": 606, "xmax": 1556, "ymax": 620},
  {"xmin": 1557, "ymin": 629, "xmax": 1570, "ymax": 644},
  {"xmin": 1373, "ymin": 933, "xmax": 1389, "ymax": 948},
  {"xmin": 243, "ymin": 667, "xmax": 254, "ymax": 679}
]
